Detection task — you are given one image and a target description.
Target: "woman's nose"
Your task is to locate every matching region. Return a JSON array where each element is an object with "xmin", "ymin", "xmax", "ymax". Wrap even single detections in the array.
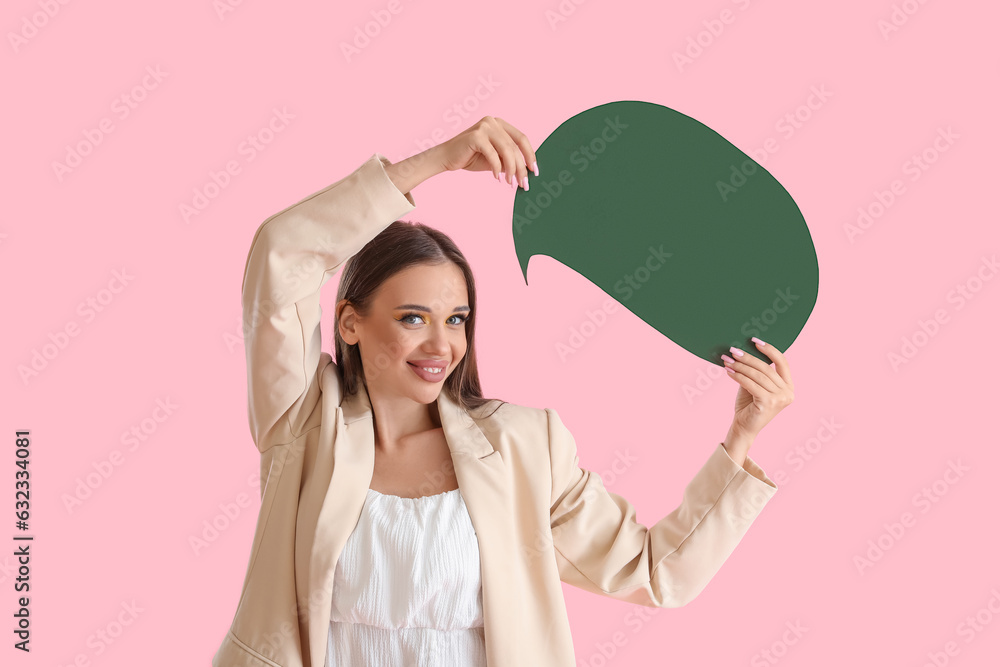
[{"xmin": 423, "ymin": 325, "xmax": 450, "ymax": 351}]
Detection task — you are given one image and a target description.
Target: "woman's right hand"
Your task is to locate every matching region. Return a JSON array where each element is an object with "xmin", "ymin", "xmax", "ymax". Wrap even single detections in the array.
[{"xmin": 435, "ymin": 116, "xmax": 538, "ymax": 189}]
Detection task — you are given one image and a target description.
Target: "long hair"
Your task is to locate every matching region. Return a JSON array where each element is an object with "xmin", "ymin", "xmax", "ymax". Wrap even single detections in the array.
[{"xmin": 333, "ymin": 219, "xmax": 505, "ymax": 418}]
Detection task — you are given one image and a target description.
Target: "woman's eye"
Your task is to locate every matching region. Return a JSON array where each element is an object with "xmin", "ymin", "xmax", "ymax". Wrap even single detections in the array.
[{"xmin": 398, "ymin": 313, "xmax": 467, "ymax": 325}]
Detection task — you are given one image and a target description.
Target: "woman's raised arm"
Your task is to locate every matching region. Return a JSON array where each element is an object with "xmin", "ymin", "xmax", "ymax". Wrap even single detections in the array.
[
  {"xmin": 384, "ymin": 115, "xmax": 539, "ymax": 195},
  {"xmin": 240, "ymin": 117, "xmax": 537, "ymax": 454},
  {"xmin": 241, "ymin": 153, "xmax": 415, "ymax": 453},
  {"xmin": 546, "ymin": 408, "xmax": 778, "ymax": 608}
]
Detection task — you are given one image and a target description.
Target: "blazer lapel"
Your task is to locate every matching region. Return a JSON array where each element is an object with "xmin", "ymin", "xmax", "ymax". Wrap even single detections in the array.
[
  {"xmin": 436, "ymin": 389, "xmax": 524, "ymax": 665},
  {"xmin": 305, "ymin": 383, "xmax": 522, "ymax": 666}
]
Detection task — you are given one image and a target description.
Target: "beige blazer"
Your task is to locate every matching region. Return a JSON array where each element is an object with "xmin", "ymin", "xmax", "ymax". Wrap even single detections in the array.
[{"xmin": 211, "ymin": 153, "xmax": 779, "ymax": 667}]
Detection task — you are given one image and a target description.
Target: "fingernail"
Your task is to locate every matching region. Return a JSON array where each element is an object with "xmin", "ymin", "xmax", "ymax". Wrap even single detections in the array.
[
  {"xmin": 721, "ymin": 354, "xmax": 735, "ymax": 364},
  {"xmin": 521, "ymin": 175, "xmax": 529, "ymax": 191},
  {"xmin": 729, "ymin": 346, "xmax": 744, "ymax": 357},
  {"xmin": 752, "ymin": 337, "xmax": 766, "ymax": 347},
  {"xmin": 532, "ymin": 161, "xmax": 539, "ymax": 176}
]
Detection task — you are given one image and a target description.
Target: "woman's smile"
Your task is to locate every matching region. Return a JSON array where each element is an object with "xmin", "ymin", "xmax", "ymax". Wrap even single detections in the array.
[{"xmin": 407, "ymin": 359, "xmax": 449, "ymax": 383}]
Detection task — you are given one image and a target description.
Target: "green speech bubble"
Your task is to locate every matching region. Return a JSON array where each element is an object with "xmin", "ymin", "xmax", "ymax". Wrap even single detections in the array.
[{"xmin": 513, "ymin": 100, "xmax": 818, "ymax": 366}]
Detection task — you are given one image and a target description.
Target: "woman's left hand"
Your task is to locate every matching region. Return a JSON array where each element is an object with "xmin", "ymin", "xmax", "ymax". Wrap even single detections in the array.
[{"xmin": 723, "ymin": 338, "xmax": 795, "ymax": 439}]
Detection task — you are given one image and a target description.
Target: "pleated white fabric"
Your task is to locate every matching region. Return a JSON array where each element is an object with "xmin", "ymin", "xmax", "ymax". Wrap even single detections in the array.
[{"xmin": 327, "ymin": 487, "xmax": 487, "ymax": 667}]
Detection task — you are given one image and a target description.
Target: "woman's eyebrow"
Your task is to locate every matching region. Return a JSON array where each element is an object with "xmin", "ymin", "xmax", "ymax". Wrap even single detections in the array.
[{"xmin": 393, "ymin": 304, "xmax": 470, "ymax": 313}]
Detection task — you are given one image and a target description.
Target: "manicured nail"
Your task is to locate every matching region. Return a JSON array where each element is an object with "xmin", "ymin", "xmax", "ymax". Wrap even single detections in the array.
[
  {"xmin": 752, "ymin": 337, "xmax": 766, "ymax": 347},
  {"xmin": 721, "ymin": 354, "xmax": 735, "ymax": 364},
  {"xmin": 729, "ymin": 346, "xmax": 744, "ymax": 357},
  {"xmin": 521, "ymin": 175, "xmax": 529, "ymax": 191},
  {"xmin": 531, "ymin": 161, "xmax": 539, "ymax": 176}
]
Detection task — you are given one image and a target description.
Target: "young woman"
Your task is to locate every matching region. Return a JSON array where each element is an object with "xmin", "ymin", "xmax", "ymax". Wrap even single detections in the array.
[{"xmin": 212, "ymin": 116, "xmax": 794, "ymax": 667}]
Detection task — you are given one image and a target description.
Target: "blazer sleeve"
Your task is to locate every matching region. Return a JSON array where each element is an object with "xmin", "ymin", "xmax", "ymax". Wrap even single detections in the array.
[
  {"xmin": 241, "ymin": 153, "xmax": 415, "ymax": 452},
  {"xmin": 546, "ymin": 407, "xmax": 778, "ymax": 607}
]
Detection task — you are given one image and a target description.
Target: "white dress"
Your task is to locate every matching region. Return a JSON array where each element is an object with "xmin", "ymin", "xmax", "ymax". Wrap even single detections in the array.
[{"xmin": 327, "ymin": 486, "xmax": 487, "ymax": 667}]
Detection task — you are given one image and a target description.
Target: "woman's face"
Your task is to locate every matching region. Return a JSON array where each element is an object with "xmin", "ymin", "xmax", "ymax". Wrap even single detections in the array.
[{"xmin": 340, "ymin": 261, "xmax": 470, "ymax": 405}]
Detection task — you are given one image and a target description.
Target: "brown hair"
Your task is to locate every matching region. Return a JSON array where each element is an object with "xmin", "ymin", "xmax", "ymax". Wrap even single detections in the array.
[{"xmin": 333, "ymin": 219, "xmax": 505, "ymax": 417}]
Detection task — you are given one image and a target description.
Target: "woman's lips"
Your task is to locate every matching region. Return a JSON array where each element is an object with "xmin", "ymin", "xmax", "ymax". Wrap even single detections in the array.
[{"xmin": 407, "ymin": 361, "xmax": 447, "ymax": 383}]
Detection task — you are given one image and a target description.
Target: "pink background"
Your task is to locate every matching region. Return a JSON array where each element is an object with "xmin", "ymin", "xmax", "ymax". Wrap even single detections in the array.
[{"xmin": 4, "ymin": 1, "xmax": 998, "ymax": 665}]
